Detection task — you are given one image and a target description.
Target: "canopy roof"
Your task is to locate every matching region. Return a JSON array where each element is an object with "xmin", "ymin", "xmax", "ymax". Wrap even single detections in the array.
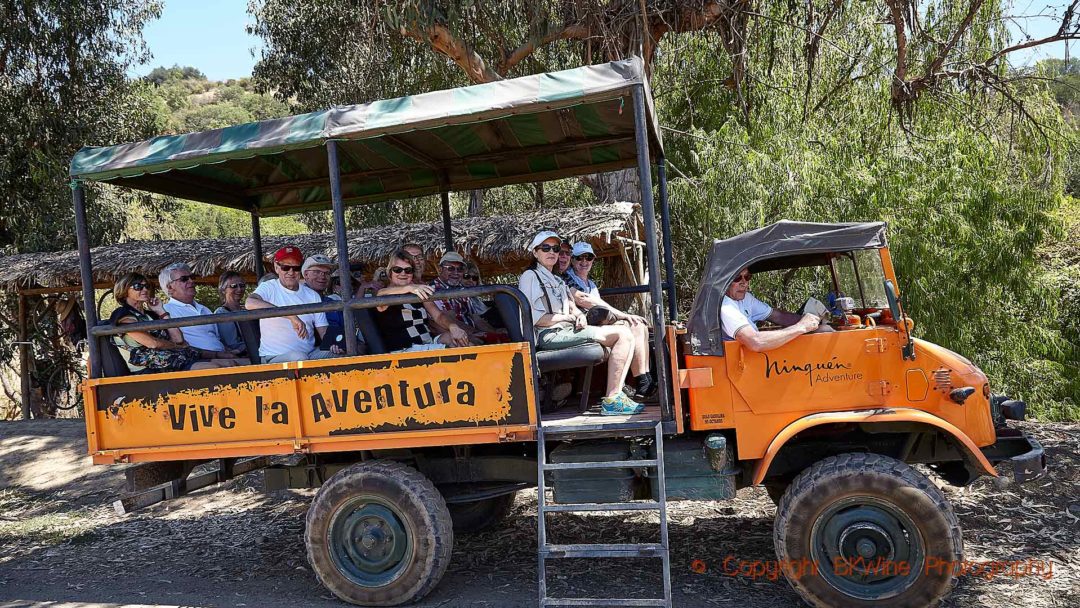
[
  {"xmin": 0, "ymin": 203, "xmax": 640, "ymax": 291},
  {"xmin": 70, "ymin": 59, "xmax": 662, "ymax": 216},
  {"xmin": 686, "ymin": 221, "xmax": 888, "ymax": 355}
]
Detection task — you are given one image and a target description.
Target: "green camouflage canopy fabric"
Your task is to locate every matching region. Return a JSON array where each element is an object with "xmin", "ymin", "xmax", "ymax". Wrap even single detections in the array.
[{"xmin": 71, "ymin": 58, "xmax": 663, "ymax": 216}]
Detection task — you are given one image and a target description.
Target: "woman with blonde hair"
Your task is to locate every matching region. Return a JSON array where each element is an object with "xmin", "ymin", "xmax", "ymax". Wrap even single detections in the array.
[
  {"xmin": 374, "ymin": 249, "xmax": 470, "ymax": 353},
  {"xmin": 109, "ymin": 272, "xmax": 237, "ymax": 373}
]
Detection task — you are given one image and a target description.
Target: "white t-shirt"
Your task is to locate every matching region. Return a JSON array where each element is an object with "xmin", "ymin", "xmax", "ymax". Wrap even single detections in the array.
[
  {"xmin": 252, "ymin": 279, "xmax": 328, "ymax": 357},
  {"xmin": 720, "ymin": 292, "xmax": 773, "ymax": 340},
  {"xmin": 164, "ymin": 299, "xmax": 226, "ymax": 352}
]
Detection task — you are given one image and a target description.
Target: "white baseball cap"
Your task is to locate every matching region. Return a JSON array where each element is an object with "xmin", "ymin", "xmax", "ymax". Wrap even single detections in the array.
[
  {"xmin": 302, "ymin": 254, "xmax": 336, "ymax": 274},
  {"xmin": 571, "ymin": 242, "xmax": 595, "ymax": 257},
  {"xmin": 527, "ymin": 230, "xmax": 564, "ymax": 251}
]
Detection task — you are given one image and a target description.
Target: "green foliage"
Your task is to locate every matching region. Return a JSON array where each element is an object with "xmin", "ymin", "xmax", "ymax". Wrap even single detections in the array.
[{"xmin": 144, "ymin": 64, "xmax": 206, "ymax": 85}]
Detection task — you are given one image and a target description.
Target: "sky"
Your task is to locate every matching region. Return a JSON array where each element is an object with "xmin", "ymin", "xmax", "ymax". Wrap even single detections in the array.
[{"xmin": 133, "ymin": 1, "xmax": 1074, "ymax": 82}]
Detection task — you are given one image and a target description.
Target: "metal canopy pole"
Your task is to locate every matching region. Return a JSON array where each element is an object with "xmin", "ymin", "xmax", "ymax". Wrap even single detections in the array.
[
  {"xmin": 440, "ymin": 191, "xmax": 453, "ymax": 252},
  {"xmin": 632, "ymin": 86, "xmax": 672, "ymax": 422},
  {"xmin": 657, "ymin": 156, "xmax": 677, "ymax": 321},
  {"xmin": 326, "ymin": 141, "xmax": 359, "ymax": 356},
  {"xmin": 17, "ymin": 295, "xmax": 31, "ymax": 419},
  {"xmin": 251, "ymin": 210, "xmax": 265, "ymax": 277},
  {"xmin": 72, "ymin": 182, "xmax": 101, "ymax": 379}
]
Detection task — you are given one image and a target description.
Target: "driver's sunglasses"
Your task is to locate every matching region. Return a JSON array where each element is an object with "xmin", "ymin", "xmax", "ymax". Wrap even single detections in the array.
[
  {"xmin": 277, "ymin": 264, "xmax": 301, "ymax": 272},
  {"xmin": 226, "ymin": 282, "xmax": 247, "ymax": 289},
  {"xmin": 535, "ymin": 244, "xmax": 559, "ymax": 253},
  {"xmin": 130, "ymin": 282, "xmax": 148, "ymax": 291},
  {"xmin": 390, "ymin": 266, "xmax": 415, "ymax": 275},
  {"xmin": 734, "ymin": 272, "xmax": 752, "ymax": 284},
  {"xmin": 574, "ymin": 254, "xmax": 596, "ymax": 262}
]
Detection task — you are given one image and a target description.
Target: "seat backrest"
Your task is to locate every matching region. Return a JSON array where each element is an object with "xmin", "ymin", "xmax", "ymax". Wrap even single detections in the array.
[
  {"xmin": 96, "ymin": 321, "xmax": 130, "ymax": 377},
  {"xmin": 354, "ymin": 307, "xmax": 386, "ymax": 355},
  {"xmin": 494, "ymin": 292, "xmax": 526, "ymax": 343},
  {"xmin": 237, "ymin": 320, "xmax": 261, "ymax": 365}
]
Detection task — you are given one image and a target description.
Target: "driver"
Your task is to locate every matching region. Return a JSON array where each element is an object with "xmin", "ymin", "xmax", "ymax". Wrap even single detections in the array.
[{"xmin": 721, "ymin": 267, "xmax": 831, "ymax": 352}]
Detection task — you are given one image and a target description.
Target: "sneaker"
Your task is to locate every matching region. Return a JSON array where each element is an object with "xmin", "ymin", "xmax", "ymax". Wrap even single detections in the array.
[
  {"xmin": 633, "ymin": 373, "xmax": 657, "ymax": 401},
  {"xmin": 600, "ymin": 393, "xmax": 645, "ymax": 416},
  {"xmin": 622, "ymin": 384, "xmax": 636, "ymax": 398}
]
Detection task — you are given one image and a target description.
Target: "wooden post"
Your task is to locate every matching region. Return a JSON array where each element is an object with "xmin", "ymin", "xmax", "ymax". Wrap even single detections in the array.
[{"xmin": 17, "ymin": 295, "xmax": 31, "ymax": 420}]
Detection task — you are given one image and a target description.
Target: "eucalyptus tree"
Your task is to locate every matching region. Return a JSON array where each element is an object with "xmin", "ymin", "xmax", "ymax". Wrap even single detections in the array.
[{"xmin": 0, "ymin": 0, "xmax": 171, "ymax": 255}]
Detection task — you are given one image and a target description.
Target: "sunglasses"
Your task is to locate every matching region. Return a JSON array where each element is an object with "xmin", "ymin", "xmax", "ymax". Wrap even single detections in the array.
[
  {"xmin": 390, "ymin": 266, "xmax": 415, "ymax": 275},
  {"xmin": 226, "ymin": 282, "xmax": 247, "ymax": 289},
  {"xmin": 277, "ymin": 264, "xmax": 301, "ymax": 272},
  {"xmin": 441, "ymin": 264, "xmax": 465, "ymax": 272},
  {"xmin": 535, "ymin": 244, "xmax": 560, "ymax": 253},
  {"xmin": 172, "ymin": 274, "xmax": 194, "ymax": 284},
  {"xmin": 574, "ymin": 254, "xmax": 596, "ymax": 262},
  {"xmin": 130, "ymin": 282, "xmax": 148, "ymax": 291},
  {"xmin": 464, "ymin": 274, "xmax": 478, "ymax": 281},
  {"xmin": 734, "ymin": 272, "xmax": 752, "ymax": 284}
]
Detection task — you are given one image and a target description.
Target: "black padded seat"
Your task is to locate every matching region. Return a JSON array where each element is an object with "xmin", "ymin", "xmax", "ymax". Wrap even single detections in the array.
[
  {"xmin": 237, "ymin": 320, "xmax": 261, "ymax": 365},
  {"xmin": 354, "ymin": 307, "xmax": 386, "ymax": 355},
  {"xmin": 96, "ymin": 321, "xmax": 130, "ymax": 377},
  {"xmin": 536, "ymin": 342, "xmax": 606, "ymax": 373}
]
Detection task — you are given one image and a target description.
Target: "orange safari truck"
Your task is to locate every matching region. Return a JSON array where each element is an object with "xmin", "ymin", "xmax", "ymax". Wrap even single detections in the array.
[{"xmin": 70, "ymin": 58, "xmax": 1044, "ymax": 608}]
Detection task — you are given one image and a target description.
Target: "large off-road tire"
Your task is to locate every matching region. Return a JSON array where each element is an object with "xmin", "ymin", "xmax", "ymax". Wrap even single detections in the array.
[
  {"xmin": 774, "ymin": 453, "xmax": 963, "ymax": 608},
  {"xmin": 305, "ymin": 460, "xmax": 454, "ymax": 606},
  {"xmin": 447, "ymin": 492, "xmax": 516, "ymax": 533}
]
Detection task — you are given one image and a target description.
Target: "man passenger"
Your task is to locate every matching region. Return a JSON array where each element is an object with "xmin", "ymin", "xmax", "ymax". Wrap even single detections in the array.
[
  {"xmin": 721, "ymin": 266, "xmax": 828, "ymax": 352},
  {"xmin": 302, "ymin": 254, "xmax": 342, "ymax": 327},
  {"xmin": 429, "ymin": 251, "xmax": 501, "ymax": 342},
  {"xmin": 245, "ymin": 246, "xmax": 342, "ymax": 363},
  {"xmin": 402, "ymin": 243, "xmax": 427, "ymax": 284},
  {"xmin": 159, "ymin": 262, "xmax": 243, "ymax": 362}
]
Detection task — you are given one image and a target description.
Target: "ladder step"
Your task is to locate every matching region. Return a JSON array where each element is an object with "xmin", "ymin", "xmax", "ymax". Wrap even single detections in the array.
[
  {"xmin": 543, "ymin": 501, "xmax": 661, "ymax": 513},
  {"xmin": 543, "ymin": 459, "xmax": 658, "ymax": 471},
  {"xmin": 543, "ymin": 598, "xmax": 668, "ymax": 606},
  {"xmin": 543, "ymin": 543, "xmax": 666, "ymax": 558}
]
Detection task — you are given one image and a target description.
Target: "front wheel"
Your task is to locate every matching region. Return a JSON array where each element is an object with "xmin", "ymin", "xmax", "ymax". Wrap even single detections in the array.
[
  {"xmin": 774, "ymin": 453, "xmax": 963, "ymax": 608},
  {"xmin": 305, "ymin": 460, "xmax": 453, "ymax": 606}
]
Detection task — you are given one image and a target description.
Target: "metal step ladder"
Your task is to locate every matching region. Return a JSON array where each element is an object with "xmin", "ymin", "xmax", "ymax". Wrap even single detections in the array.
[{"xmin": 536, "ymin": 421, "xmax": 672, "ymax": 607}]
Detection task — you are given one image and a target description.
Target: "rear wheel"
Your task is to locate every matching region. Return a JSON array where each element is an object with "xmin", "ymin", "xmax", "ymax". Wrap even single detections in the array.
[
  {"xmin": 447, "ymin": 492, "xmax": 516, "ymax": 533},
  {"xmin": 774, "ymin": 453, "xmax": 962, "ymax": 608},
  {"xmin": 305, "ymin": 460, "xmax": 453, "ymax": 606}
]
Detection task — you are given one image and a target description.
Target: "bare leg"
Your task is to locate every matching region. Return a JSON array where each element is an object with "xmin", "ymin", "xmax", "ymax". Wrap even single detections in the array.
[
  {"xmin": 590, "ymin": 325, "xmax": 635, "ymax": 398},
  {"xmin": 627, "ymin": 322, "xmax": 650, "ymax": 376}
]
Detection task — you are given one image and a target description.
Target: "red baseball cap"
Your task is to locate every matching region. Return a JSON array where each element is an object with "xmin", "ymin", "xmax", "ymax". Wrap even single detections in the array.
[{"xmin": 273, "ymin": 246, "xmax": 303, "ymax": 264}]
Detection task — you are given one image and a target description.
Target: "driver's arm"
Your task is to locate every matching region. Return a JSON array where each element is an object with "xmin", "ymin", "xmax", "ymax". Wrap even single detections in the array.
[
  {"xmin": 735, "ymin": 315, "xmax": 820, "ymax": 352},
  {"xmin": 765, "ymin": 309, "xmax": 804, "ymax": 327}
]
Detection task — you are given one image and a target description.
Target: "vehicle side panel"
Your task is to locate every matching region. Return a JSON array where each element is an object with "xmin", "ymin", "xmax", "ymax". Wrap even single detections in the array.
[{"xmin": 84, "ymin": 343, "xmax": 537, "ymax": 463}]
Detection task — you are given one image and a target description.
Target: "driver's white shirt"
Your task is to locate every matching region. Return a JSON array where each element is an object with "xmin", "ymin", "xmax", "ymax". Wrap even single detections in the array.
[{"xmin": 720, "ymin": 292, "xmax": 772, "ymax": 340}]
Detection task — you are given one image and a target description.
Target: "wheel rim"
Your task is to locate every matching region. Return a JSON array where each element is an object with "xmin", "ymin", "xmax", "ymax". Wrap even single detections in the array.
[
  {"xmin": 810, "ymin": 496, "xmax": 925, "ymax": 600},
  {"xmin": 328, "ymin": 497, "xmax": 413, "ymax": 588}
]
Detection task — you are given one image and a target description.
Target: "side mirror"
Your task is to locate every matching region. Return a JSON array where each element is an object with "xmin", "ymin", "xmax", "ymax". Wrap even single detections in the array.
[{"xmin": 883, "ymin": 279, "xmax": 915, "ymax": 360}]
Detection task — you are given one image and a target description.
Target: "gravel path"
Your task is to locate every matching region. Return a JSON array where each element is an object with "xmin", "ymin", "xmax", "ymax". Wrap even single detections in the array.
[{"xmin": 0, "ymin": 419, "xmax": 1076, "ymax": 607}]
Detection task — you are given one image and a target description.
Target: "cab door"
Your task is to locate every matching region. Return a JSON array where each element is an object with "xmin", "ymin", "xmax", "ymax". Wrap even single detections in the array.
[{"xmin": 725, "ymin": 328, "xmax": 889, "ymax": 415}]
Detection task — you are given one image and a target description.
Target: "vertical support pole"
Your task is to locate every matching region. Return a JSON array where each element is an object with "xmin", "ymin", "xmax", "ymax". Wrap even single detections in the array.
[
  {"xmin": 17, "ymin": 294, "xmax": 31, "ymax": 419},
  {"xmin": 251, "ymin": 210, "xmax": 265, "ymax": 277},
  {"xmin": 440, "ymin": 191, "xmax": 453, "ymax": 252},
  {"xmin": 657, "ymin": 156, "xmax": 677, "ymax": 321},
  {"xmin": 72, "ymin": 181, "xmax": 101, "ymax": 379},
  {"xmin": 632, "ymin": 86, "xmax": 672, "ymax": 422},
  {"xmin": 326, "ymin": 141, "xmax": 358, "ymax": 356}
]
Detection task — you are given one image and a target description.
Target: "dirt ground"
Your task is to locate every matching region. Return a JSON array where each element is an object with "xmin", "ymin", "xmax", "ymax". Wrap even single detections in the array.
[{"xmin": 0, "ymin": 419, "xmax": 1076, "ymax": 608}]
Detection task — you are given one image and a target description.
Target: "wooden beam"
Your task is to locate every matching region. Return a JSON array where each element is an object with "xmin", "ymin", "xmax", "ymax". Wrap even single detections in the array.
[
  {"xmin": 383, "ymin": 135, "xmax": 440, "ymax": 169},
  {"xmin": 18, "ymin": 295, "xmax": 31, "ymax": 420}
]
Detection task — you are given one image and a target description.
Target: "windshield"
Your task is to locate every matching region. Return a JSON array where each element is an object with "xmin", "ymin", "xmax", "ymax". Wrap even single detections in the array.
[{"xmin": 831, "ymin": 249, "xmax": 888, "ymax": 309}]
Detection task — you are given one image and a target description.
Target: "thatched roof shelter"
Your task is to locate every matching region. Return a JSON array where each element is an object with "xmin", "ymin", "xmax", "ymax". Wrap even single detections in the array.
[{"xmin": 0, "ymin": 203, "xmax": 642, "ymax": 291}]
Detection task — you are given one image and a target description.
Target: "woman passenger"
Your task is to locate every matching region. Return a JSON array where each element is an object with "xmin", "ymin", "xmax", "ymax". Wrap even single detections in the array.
[
  {"xmin": 518, "ymin": 231, "xmax": 643, "ymax": 415},
  {"xmin": 213, "ymin": 271, "xmax": 248, "ymax": 356},
  {"xmin": 565, "ymin": 242, "xmax": 655, "ymax": 399},
  {"xmin": 109, "ymin": 272, "xmax": 235, "ymax": 373},
  {"xmin": 374, "ymin": 249, "xmax": 471, "ymax": 353}
]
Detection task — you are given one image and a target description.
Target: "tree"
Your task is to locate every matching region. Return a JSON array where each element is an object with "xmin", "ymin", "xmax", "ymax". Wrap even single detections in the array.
[{"xmin": 0, "ymin": 0, "xmax": 170, "ymax": 255}]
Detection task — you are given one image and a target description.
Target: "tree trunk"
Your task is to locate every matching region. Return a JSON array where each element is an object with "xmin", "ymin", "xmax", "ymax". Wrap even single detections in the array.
[
  {"xmin": 585, "ymin": 168, "xmax": 641, "ymax": 205},
  {"xmin": 468, "ymin": 189, "xmax": 484, "ymax": 217}
]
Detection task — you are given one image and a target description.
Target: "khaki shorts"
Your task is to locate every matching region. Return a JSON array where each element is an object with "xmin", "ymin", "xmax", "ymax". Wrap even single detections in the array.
[{"xmin": 537, "ymin": 324, "xmax": 605, "ymax": 350}]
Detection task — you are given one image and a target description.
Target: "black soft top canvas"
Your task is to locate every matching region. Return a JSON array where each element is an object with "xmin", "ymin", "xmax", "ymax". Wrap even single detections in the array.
[{"xmin": 686, "ymin": 220, "xmax": 887, "ymax": 355}]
